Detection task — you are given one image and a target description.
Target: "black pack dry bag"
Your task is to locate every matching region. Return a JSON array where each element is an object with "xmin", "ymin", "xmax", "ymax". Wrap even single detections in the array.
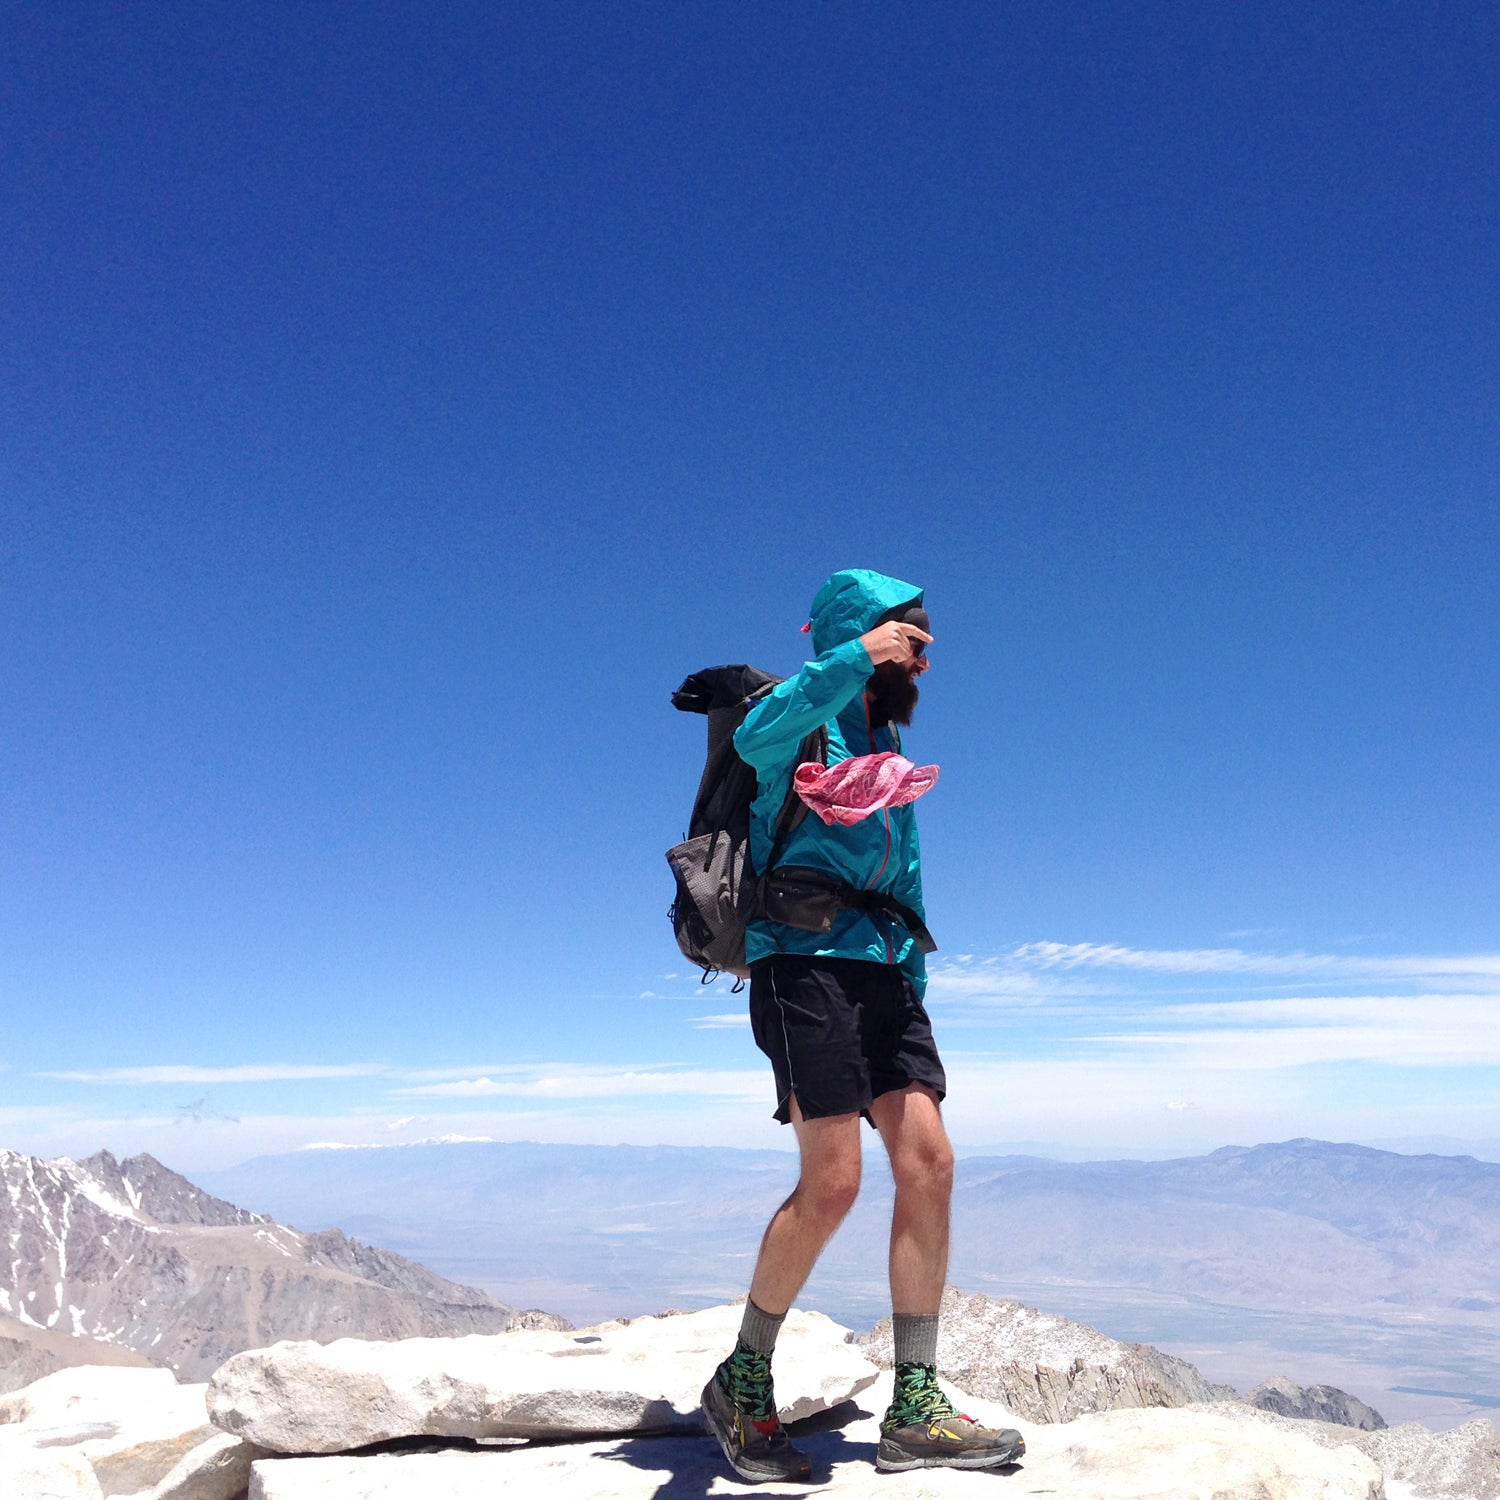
[{"xmin": 666, "ymin": 665, "xmax": 825, "ymax": 982}]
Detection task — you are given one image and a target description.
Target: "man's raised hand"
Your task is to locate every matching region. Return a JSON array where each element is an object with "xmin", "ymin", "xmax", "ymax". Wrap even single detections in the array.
[{"xmin": 859, "ymin": 621, "xmax": 933, "ymax": 664}]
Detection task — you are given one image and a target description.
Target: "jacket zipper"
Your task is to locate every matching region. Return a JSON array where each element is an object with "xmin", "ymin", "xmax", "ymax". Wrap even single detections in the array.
[{"xmin": 864, "ymin": 693, "xmax": 895, "ymax": 964}]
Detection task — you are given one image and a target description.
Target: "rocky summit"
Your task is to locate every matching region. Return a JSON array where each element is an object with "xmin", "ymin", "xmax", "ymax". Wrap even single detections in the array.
[
  {"xmin": 240, "ymin": 1403, "xmax": 1388, "ymax": 1500},
  {"xmin": 16, "ymin": 1300, "xmax": 1492, "ymax": 1500},
  {"xmin": 0, "ymin": 1148, "xmax": 567, "ymax": 1389},
  {"xmin": 3, "ymin": 1296, "xmax": 1498, "ymax": 1499}
]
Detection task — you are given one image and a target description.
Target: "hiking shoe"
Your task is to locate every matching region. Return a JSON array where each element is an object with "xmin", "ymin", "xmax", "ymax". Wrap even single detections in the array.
[
  {"xmin": 876, "ymin": 1362, "xmax": 1025, "ymax": 1473},
  {"xmin": 701, "ymin": 1350, "xmax": 812, "ymax": 1484}
]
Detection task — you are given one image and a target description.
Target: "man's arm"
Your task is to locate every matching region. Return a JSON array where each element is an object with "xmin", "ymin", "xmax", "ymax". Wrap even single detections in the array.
[
  {"xmin": 734, "ymin": 620, "xmax": 933, "ymax": 771},
  {"xmin": 733, "ymin": 638, "xmax": 873, "ymax": 770}
]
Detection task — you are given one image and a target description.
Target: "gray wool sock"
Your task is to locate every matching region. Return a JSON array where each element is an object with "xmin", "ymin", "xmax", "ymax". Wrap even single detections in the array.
[
  {"xmin": 891, "ymin": 1312, "xmax": 940, "ymax": 1368},
  {"xmin": 738, "ymin": 1298, "xmax": 786, "ymax": 1356}
]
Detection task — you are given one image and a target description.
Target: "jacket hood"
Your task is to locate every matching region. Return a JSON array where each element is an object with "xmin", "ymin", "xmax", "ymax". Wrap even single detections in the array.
[{"xmin": 808, "ymin": 569, "xmax": 924, "ymax": 657}]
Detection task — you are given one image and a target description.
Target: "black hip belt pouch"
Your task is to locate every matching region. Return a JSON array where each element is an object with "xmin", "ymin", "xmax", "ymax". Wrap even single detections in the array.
[
  {"xmin": 762, "ymin": 867, "xmax": 847, "ymax": 934},
  {"xmin": 761, "ymin": 866, "xmax": 937, "ymax": 954}
]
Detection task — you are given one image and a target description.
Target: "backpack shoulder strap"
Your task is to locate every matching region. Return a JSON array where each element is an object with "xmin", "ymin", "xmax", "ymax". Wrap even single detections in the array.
[{"xmin": 758, "ymin": 722, "xmax": 829, "ymax": 886}]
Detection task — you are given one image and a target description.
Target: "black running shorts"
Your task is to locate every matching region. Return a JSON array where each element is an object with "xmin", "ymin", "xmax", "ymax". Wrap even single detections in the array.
[{"xmin": 748, "ymin": 954, "xmax": 948, "ymax": 1125}]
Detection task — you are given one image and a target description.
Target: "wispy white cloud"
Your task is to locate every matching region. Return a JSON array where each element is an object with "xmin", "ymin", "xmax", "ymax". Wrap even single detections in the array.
[
  {"xmin": 298, "ymin": 1132, "xmax": 495, "ymax": 1151},
  {"xmin": 1009, "ymin": 941, "xmax": 1500, "ymax": 982},
  {"xmin": 400, "ymin": 1061, "xmax": 675, "ymax": 1082},
  {"xmin": 926, "ymin": 943, "xmax": 1500, "ymax": 1012},
  {"xmin": 925, "ymin": 963, "xmax": 1096, "ymax": 1007},
  {"xmin": 1139, "ymin": 993, "xmax": 1500, "ymax": 1027},
  {"xmin": 35, "ymin": 1064, "xmax": 389, "ymax": 1085},
  {"xmin": 392, "ymin": 1063, "xmax": 766, "ymax": 1102},
  {"xmin": 1091, "ymin": 993, "xmax": 1500, "ymax": 1068},
  {"xmin": 690, "ymin": 1013, "xmax": 750, "ymax": 1029}
]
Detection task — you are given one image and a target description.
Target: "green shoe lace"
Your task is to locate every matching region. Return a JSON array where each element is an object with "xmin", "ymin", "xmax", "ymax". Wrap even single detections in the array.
[
  {"xmin": 885, "ymin": 1361, "xmax": 959, "ymax": 1430},
  {"xmin": 718, "ymin": 1340, "xmax": 776, "ymax": 1423}
]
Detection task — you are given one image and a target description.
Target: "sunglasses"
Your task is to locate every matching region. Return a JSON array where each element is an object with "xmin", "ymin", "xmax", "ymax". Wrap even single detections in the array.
[{"xmin": 886, "ymin": 605, "xmax": 930, "ymax": 655}]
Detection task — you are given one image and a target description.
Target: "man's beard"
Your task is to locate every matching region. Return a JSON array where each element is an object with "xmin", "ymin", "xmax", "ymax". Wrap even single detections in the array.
[{"xmin": 867, "ymin": 659, "xmax": 921, "ymax": 726}]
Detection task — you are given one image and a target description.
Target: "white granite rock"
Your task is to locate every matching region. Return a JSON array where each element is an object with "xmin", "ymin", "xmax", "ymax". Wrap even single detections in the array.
[
  {"xmin": 1200, "ymin": 1399, "xmax": 1499, "ymax": 1500},
  {"xmin": 0, "ymin": 1365, "xmax": 185, "ymax": 1427},
  {"xmin": 1368, "ymin": 1417, "xmax": 1500, "ymax": 1500},
  {"xmin": 0, "ymin": 1364, "xmax": 216, "ymax": 1496},
  {"xmin": 1025, "ymin": 1403, "xmax": 1384, "ymax": 1500},
  {"xmin": 209, "ymin": 1304, "xmax": 878, "ymax": 1454},
  {"xmin": 0, "ymin": 1437, "xmax": 106, "ymax": 1499},
  {"xmin": 243, "ymin": 1380, "xmax": 1384, "ymax": 1500},
  {"xmin": 148, "ymin": 1429, "xmax": 271, "ymax": 1500}
]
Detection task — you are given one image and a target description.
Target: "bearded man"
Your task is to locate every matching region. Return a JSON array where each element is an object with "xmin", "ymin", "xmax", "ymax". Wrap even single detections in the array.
[{"xmin": 700, "ymin": 569, "xmax": 1025, "ymax": 1482}]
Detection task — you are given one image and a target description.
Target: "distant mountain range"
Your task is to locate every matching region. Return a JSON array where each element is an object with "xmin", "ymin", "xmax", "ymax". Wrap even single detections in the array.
[
  {"xmin": 198, "ymin": 1136, "xmax": 1500, "ymax": 1428},
  {"xmin": 0, "ymin": 1148, "xmax": 566, "ymax": 1393}
]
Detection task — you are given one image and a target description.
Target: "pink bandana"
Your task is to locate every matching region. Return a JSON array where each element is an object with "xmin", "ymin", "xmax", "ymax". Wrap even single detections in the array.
[{"xmin": 793, "ymin": 752, "xmax": 940, "ymax": 826}]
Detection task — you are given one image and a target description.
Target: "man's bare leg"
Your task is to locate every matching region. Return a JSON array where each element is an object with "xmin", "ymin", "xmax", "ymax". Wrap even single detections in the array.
[
  {"xmin": 866, "ymin": 1082, "xmax": 1023, "ymax": 1470},
  {"xmin": 869, "ymin": 1081, "xmax": 954, "ymax": 1314},
  {"xmin": 749, "ymin": 1097, "xmax": 863, "ymax": 1314},
  {"xmin": 702, "ymin": 1098, "xmax": 862, "ymax": 1483}
]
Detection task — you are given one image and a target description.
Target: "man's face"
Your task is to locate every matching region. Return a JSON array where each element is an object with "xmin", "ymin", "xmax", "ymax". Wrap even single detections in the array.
[{"xmin": 868, "ymin": 645, "xmax": 927, "ymax": 726}]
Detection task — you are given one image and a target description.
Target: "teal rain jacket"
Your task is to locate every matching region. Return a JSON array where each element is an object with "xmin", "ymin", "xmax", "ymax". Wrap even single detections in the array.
[{"xmin": 735, "ymin": 569, "xmax": 929, "ymax": 995}]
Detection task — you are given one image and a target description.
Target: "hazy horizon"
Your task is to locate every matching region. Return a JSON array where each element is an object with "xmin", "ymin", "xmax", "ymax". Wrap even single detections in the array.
[{"xmin": 15, "ymin": 1124, "xmax": 1500, "ymax": 1178}]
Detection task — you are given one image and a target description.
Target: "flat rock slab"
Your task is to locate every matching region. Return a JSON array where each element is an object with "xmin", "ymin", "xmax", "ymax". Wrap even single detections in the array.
[
  {"xmin": 0, "ymin": 1439, "xmax": 105, "ymax": 1500},
  {"xmin": 244, "ymin": 1386, "xmax": 1384, "ymax": 1500},
  {"xmin": 0, "ymin": 1365, "xmax": 186, "ymax": 1426},
  {"xmin": 211, "ymin": 1305, "xmax": 878, "ymax": 1454},
  {"xmin": 148, "ymin": 1429, "xmax": 272, "ymax": 1500},
  {"xmin": 0, "ymin": 1364, "xmax": 216, "ymax": 1496}
]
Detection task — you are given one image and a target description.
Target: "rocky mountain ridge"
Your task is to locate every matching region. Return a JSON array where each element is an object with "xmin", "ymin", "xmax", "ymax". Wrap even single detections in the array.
[
  {"xmin": 859, "ymin": 1285, "xmax": 1243, "ymax": 1421},
  {"xmin": 1248, "ymin": 1373, "xmax": 1388, "ymax": 1430},
  {"xmin": 0, "ymin": 1310, "xmax": 155, "ymax": 1398},
  {"xmin": 0, "ymin": 1148, "xmax": 566, "ymax": 1388}
]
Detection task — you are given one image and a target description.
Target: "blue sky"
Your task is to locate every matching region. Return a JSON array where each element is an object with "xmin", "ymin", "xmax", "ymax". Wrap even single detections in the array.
[{"xmin": 3, "ymin": 2, "xmax": 1497, "ymax": 1170}]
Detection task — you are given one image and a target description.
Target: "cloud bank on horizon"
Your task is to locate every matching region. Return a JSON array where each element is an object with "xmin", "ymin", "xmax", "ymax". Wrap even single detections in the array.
[{"xmin": 10, "ymin": 938, "xmax": 1500, "ymax": 1171}]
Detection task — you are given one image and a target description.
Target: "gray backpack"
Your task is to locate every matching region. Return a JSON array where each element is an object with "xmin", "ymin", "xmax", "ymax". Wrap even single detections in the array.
[{"xmin": 666, "ymin": 665, "xmax": 826, "ymax": 984}]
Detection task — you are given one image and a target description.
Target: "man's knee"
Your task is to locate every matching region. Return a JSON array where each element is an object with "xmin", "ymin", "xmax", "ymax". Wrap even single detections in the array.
[
  {"xmin": 795, "ymin": 1156, "xmax": 862, "ymax": 1226},
  {"xmin": 927, "ymin": 1136, "xmax": 956, "ymax": 1193},
  {"xmin": 891, "ymin": 1129, "xmax": 954, "ymax": 1198}
]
